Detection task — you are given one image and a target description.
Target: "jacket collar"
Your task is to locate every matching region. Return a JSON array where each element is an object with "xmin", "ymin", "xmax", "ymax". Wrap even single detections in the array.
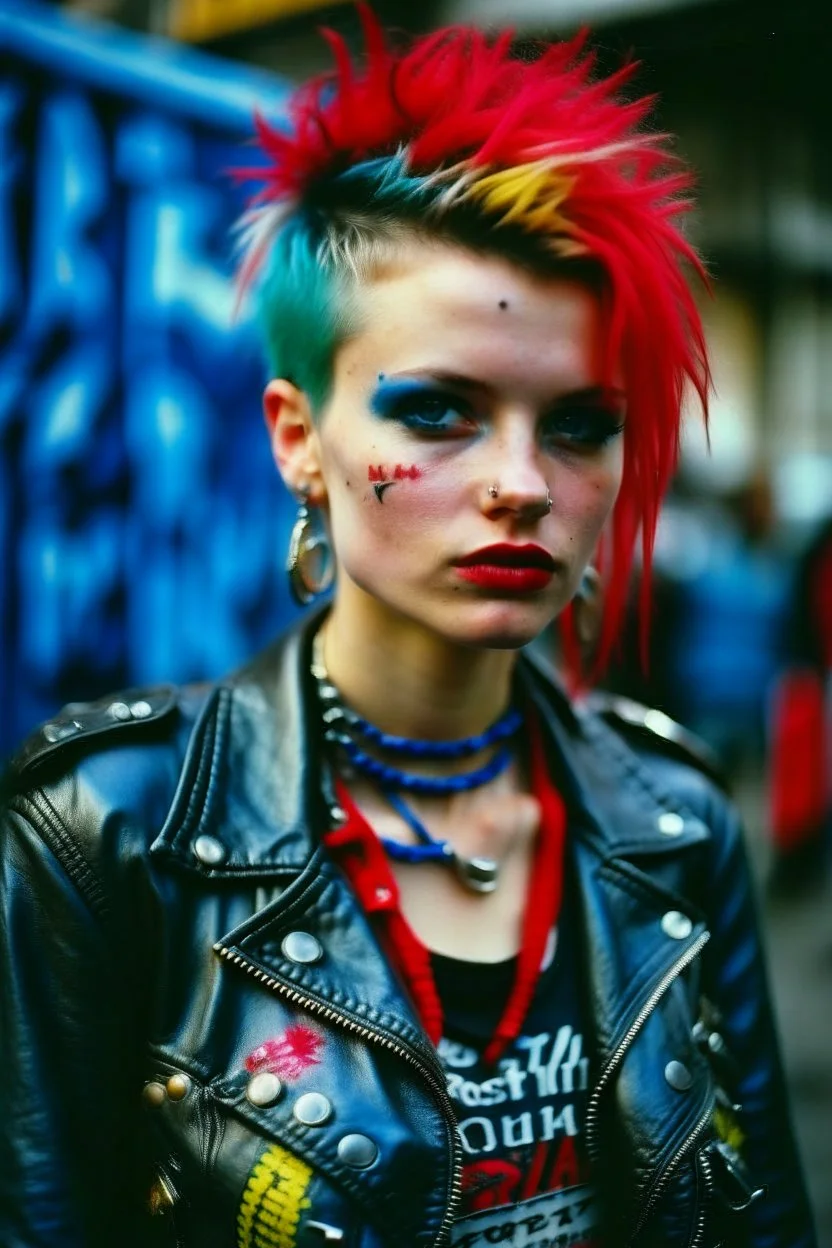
[
  {"xmin": 152, "ymin": 607, "xmax": 337, "ymax": 873},
  {"xmin": 516, "ymin": 650, "xmax": 711, "ymax": 861},
  {"xmin": 151, "ymin": 609, "xmax": 710, "ymax": 876}
]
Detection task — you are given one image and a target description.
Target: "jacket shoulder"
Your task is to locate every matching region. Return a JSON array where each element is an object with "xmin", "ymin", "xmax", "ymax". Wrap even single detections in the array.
[
  {"xmin": 1, "ymin": 682, "xmax": 219, "ymax": 831},
  {"xmin": 5, "ymin": 686, "xmax": 181, "ymax": 791},
  {"xmin": 583, "ymin": 692, "xmax": 729, "ymax": 792},
  {"xmin": 2, "ymin": 683, "xmax": 219, "ymax": 914}
]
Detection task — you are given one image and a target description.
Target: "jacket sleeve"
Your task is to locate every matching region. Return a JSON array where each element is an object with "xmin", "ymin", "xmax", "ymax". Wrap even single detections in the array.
[
  {"xmin": 700, "ymin": 787, "xmax": 817, "ymax": 1248},
  {"xmin": 0, "ymin": 790, "xmax": 152, "ymax": 1248}
]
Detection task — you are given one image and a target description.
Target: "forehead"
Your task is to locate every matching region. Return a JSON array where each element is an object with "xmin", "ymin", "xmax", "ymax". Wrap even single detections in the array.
[{"xmin": 339, "ymin": 242, "xmax": 605, "ymax": 393}]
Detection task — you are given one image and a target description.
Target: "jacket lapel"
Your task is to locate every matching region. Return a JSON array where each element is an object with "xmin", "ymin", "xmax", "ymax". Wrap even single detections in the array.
[{"xmin": 521, "ymin": 658, "xmax": 717, "ymax": 1231}]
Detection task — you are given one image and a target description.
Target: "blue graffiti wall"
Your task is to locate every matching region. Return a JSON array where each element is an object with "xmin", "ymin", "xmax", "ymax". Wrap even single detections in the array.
[{"xmin": 0, "ymin": 1, "xmax": 300, "ymax": 759}]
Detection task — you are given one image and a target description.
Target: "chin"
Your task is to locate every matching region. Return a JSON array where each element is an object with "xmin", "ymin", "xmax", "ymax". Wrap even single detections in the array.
[{"xmin": 438, "ymin": 600, "xmax": 557, "ymax": 652}]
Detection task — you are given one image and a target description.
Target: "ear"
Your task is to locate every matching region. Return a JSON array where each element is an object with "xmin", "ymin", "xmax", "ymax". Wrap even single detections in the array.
[{"xmin": 263, "ymin": 379, "xmax": 326, "ymax": 504}]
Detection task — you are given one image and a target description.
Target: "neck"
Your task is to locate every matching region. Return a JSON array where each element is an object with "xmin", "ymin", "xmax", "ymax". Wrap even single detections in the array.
[{"xmin": 322, "ymin": 590, "xmax": 517, "ymax": 743}]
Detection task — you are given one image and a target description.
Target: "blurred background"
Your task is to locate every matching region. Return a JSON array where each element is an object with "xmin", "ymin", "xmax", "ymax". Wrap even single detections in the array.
[{"xmin": 2, "ymin": 0, "xmax": 830, "ymax": 1238}]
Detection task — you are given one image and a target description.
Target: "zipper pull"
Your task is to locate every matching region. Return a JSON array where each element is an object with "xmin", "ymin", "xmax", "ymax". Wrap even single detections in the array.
[{"xmin": 702, "ymin": 1139, "xmax": 767, "ymax": 1214}]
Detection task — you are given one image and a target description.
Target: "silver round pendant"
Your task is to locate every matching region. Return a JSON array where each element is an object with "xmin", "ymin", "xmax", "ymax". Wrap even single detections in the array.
[{"xmin": 455, "ymin": 854, "xmax": 500, "ymax": 894}]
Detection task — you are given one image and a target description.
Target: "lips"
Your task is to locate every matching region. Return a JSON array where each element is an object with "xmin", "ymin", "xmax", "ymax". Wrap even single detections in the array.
[
  {"xmin": 455, "ymin": 544, "xmax": 556, "ymax": 570},
  {"xmin": 453, "ymin": 544, "xmax": 557, "ymax": 592}
]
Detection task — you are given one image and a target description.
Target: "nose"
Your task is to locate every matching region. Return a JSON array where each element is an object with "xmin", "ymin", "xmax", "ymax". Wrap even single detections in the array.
[{"xmin": 482, "ymin": 419, "xmax": 551, "ymax": 521}]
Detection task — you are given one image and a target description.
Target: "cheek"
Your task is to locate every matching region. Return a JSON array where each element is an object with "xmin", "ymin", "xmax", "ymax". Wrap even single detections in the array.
[
  {"xmin": 322, "ymin": 425, "xmax": 454, "ymax": 554},
  {"xmin": 556, "ymin": 452, "xmax": 623, "ymax": 540}
]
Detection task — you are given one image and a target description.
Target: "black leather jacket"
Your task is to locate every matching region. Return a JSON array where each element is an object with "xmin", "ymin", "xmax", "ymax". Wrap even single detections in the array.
[{"xmin": 0, "ymin": 616, "xmax": 817, "ymax": 1248}]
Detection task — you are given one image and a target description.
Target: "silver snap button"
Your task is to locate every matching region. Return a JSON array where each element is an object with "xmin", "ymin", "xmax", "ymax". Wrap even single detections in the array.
[
  {"xmin": 293, "ymin": 1091, "xmax": 332, "ymax": 1126},
  {"xmin": 643, "ymin": 709, "xmax": 675, "ymax": 736},
  {"xmin": 192, "ymin": 835, "xmax": 227, "ymax": 866},
  {"xmin": 43, "ymin": 720, "xmax": 82, "ymax": 744},
  {"xmin": 657, "ymin": 812, "xmax": 685, "ymax": 837},
  {"xmin": 130, "ymin": 699, "xmax": 153, "ymax": 719},
  {"xmin": 708, "ymin": 1031, "xmax": 726, "ymax": 1055},
  {"xmin": 281, "ymin": 931, "xmax": 323, "ymax": 965},
  {"xmin": 142, "ymin": 1081, "xmax": 167, "ymax": 1107},
  {"xmin": 108, "ymin": 701, "xmax": 132, "ymax": 721},
  {"xmin": 664, "ymin": 1060, "xmax": 693, "ymax": 1092},
  {"xmin": 337, "ymin": 1132, "xmax": 378, "ymax": 1169},
  {"xmin": 246, "ymin": 1072, "xmax": 283, "ymax": 1108},
  {"xmin": 661, "ymin": 910, "xmax": 693, "ymax": 940},
  {"xmin": 165, "ymin": 1073, "xmax": 191, "ymax": 1101},
  {"xmin": 329, "ymin": 805, "xmax": 348, "ymax": 826}
]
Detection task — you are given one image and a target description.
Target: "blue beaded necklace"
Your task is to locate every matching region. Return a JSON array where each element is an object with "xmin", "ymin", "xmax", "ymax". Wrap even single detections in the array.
[
  {"xmin": 312, "ymin": 630, "xmax": 520, "ymax": 893},
  {"xmin": 320, "ymin": 701, "xmax": 523, "ymax": 760},
  {"xmin": 324, "ymin": 731, "xmax": 513, "ymax": 795}
]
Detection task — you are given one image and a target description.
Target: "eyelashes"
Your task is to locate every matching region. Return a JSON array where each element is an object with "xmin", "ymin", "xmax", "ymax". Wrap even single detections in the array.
[
  {"xmin": 370, "ymin": 378, "xmax": 625, "ymax": 450},
  {"xmin": 369, "ymin": 380, "xmax": 474, "ymax": 434},
  {"xmin": 540, "ymin": 406, "xmax": 625, "ymax": 450}
]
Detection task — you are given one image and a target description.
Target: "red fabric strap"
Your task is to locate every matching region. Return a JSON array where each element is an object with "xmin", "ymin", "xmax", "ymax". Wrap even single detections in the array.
[
  {"xmin": 325, "ymin": 794, "xmax": 445, "ymax": 1042},
  {"xmin": 324, "ymin": 715, "xmax": 567, "ymax": 1062},
  {"xmin": 483, "ymin": 720, "xmax": 565, "ymax": 1064}
]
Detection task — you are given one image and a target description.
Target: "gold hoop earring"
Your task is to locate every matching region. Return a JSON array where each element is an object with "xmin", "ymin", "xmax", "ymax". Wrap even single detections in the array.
[{"xmin": 286, "ymin": 489, "xmax": 334, "ymax": 605}]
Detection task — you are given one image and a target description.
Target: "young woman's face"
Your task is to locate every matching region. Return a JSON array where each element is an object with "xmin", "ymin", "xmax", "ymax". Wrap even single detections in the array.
[{"xmin": 315, "ymin": 243, "xmax": 625, "ymax": 650}]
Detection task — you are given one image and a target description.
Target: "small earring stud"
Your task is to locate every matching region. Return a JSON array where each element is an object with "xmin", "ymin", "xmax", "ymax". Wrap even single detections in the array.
[{"xmin": 545, "ymin": 490, "xmax": 552, "ymax": 513}]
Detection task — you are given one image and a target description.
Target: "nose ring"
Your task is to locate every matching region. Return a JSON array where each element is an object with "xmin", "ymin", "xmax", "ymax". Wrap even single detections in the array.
[{"xmin": 487, "ymin": 484, "xmax": 552, "ymax": 513}]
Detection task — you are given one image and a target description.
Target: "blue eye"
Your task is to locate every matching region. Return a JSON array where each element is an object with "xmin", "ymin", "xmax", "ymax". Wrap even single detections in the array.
[
  {"xmin": 541, "ymin": 405, "xmax": 625, "ymax": 450},
  {"xmin": 370, "ymin": 381, "xmax": 474, "ymax": 434}
]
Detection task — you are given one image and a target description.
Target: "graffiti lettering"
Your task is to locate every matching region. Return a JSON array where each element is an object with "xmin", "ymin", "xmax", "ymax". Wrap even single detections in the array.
[{"xmin": 0, "ymin": 7, "xmax": 291, "ymax": 753}]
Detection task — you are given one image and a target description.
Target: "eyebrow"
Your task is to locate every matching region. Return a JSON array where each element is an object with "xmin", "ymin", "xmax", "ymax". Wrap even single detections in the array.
[{"xmin": 387, "ymin": 370, "xmax": 626, "ymax": 409}]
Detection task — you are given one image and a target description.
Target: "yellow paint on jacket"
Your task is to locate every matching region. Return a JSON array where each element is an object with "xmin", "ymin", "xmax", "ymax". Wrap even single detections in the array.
[{"xmin": 237, "ymin": 1144, "xmax": 313, "ymax": 1248}]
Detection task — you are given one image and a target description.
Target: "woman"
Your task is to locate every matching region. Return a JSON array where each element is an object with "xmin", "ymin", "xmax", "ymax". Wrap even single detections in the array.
[{"xmin": 0, "ymin": 11, "xmax": 816, "ymax": 1248}]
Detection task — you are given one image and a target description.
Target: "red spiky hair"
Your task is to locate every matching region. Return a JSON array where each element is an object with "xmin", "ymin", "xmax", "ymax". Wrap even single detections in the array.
[
  {"xmin": 247, "ymin": 5, "xmax": 710, "ymax": 677},
  {"xmin": 253, "ymin": 6, "xmax": 657, "ymax": 197}
]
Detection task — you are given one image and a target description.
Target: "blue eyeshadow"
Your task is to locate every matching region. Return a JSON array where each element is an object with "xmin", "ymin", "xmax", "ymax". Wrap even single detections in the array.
[{"xmin": 369, "ymin": 377, "xmax": 443, "ymax": 418}]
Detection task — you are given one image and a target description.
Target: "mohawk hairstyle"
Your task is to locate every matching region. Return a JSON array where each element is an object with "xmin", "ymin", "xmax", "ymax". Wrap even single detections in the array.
[{"xmin": 239, "ymin": 5, "xmax": 710, "ymax": 674}]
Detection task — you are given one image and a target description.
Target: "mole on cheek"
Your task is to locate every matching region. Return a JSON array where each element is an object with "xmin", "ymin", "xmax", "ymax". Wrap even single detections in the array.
[{"xmin": 498, "ymin": 299, "xmax": 509, "ymax": 310}]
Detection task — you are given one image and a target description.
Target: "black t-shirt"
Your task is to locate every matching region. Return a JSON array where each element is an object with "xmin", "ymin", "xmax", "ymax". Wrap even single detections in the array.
[{"xmin": 432, "ymin": 894, "xmax": 603, "ymax": 1248}]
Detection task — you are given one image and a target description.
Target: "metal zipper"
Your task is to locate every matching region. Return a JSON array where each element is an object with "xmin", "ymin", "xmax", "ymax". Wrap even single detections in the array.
[
  {"xmin": 583, "ymin": 929, "xmax": 712, "ymax": 1246},
  {"xmin": 630, "ymin": 1098, "xmax": 714, "ymax": 1244},
  {"xmin": 688, "ymin": 1148, "xmax": 714, "ymax": 1248},
  {"xmin": 214, "ymin": 942, "xmax": 463, "ymax": 1248},
  {"xmin": 584, "ymin": 929, "xmax": 711, "ymax": 1163}
]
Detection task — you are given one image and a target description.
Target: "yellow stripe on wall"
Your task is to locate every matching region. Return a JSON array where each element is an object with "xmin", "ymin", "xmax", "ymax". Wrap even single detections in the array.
[{"xmin": 169, "ymin": 0, "xmax": 351, "ymax": 43}]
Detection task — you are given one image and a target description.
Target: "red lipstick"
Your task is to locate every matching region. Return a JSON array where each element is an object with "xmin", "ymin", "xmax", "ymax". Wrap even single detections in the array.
[{"xmin": 453, "ymin": 543, "xmax": 557, "ymax": 593}]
